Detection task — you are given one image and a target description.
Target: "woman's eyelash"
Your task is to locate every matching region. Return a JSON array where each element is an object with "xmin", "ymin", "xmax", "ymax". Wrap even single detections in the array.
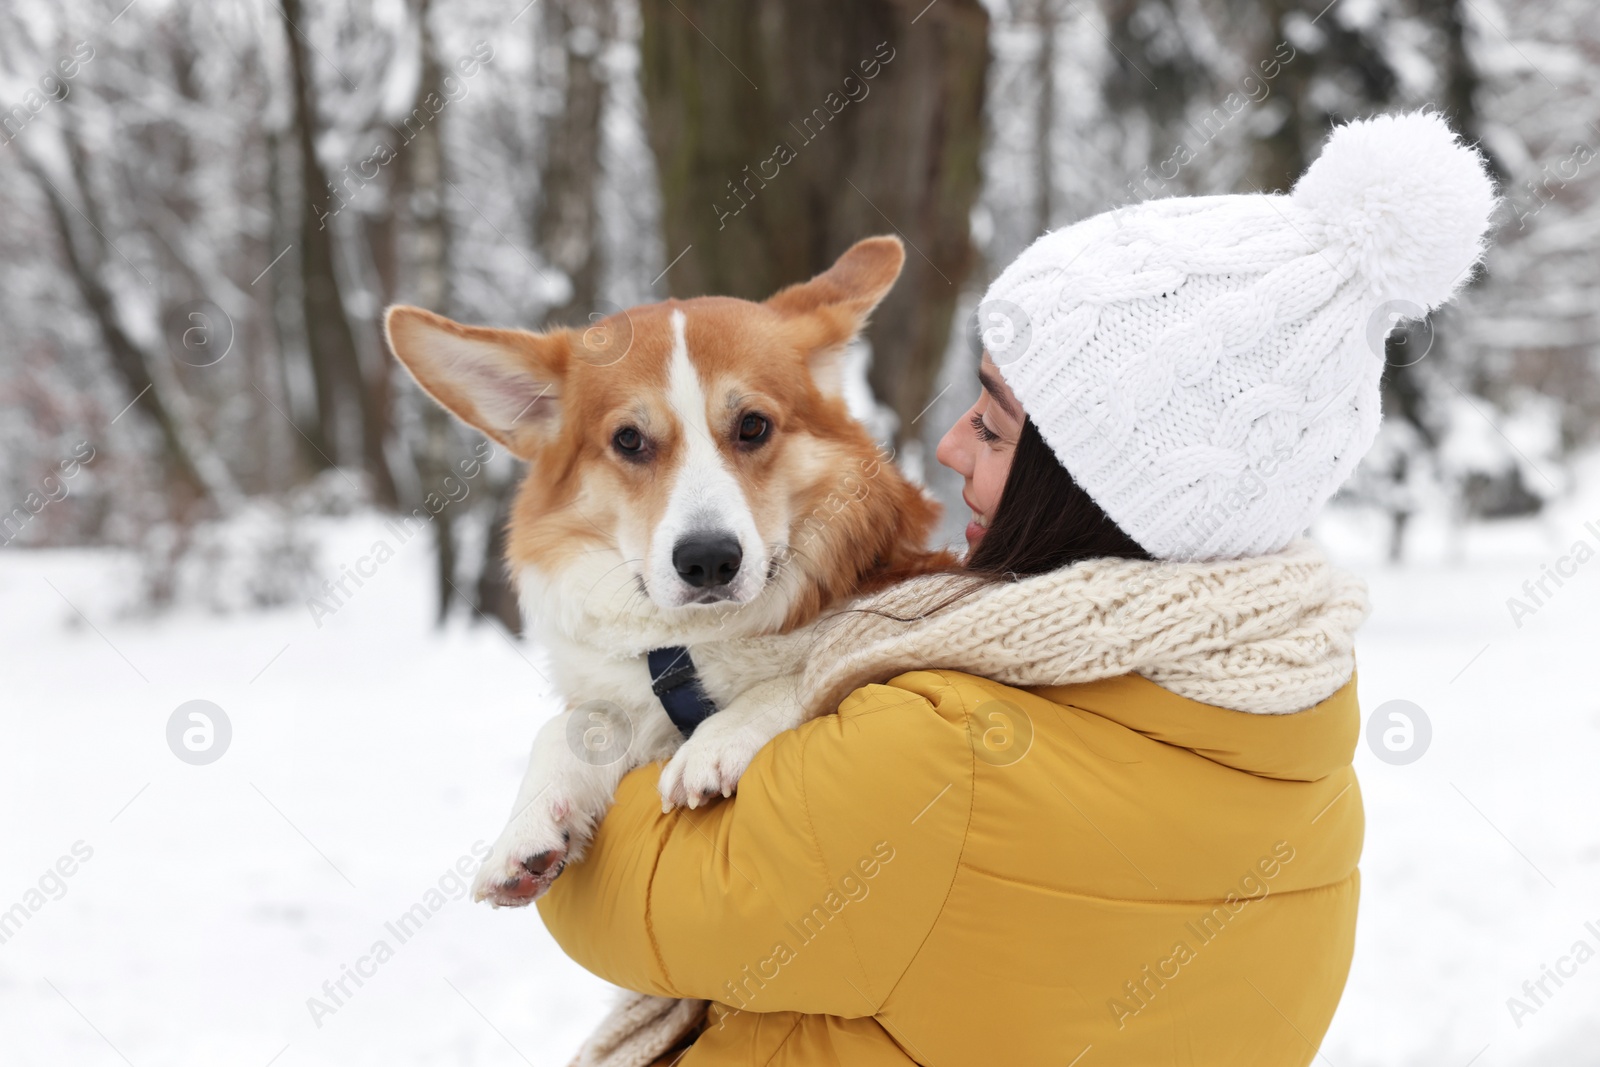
[{"xmin": 969, "ymin": 413, "xmax": 1000, "ymax": 443}]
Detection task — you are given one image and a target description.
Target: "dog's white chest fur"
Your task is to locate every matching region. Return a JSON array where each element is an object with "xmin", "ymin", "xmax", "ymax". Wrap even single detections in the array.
[{"xmin": 469, "ymin": 596, "xmax": 816, "ymax": 906}]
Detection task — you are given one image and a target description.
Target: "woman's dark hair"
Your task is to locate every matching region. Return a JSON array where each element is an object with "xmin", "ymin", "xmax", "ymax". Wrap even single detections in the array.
[
  {"xmin": 846, "ymin": 415, "xmax": 1153, "ymax": 625},
  {"xmin": 965, "ymin": 416, "xmax": 1151, "ymax": 579}
]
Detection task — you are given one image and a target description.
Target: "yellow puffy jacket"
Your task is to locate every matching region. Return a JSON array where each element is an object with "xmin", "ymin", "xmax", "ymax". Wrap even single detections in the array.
[{"xmin": 539, "ymin": 669, "xmax": 1363, "ymax": 1066}]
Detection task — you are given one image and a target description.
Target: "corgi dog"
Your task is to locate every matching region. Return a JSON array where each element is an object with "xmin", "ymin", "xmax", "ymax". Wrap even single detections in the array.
[{"xmin": 385, "ymin": 236, "xmax": 948, "ymax": 907}]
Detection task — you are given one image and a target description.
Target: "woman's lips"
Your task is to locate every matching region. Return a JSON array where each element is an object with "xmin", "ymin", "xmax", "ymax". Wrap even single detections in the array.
[{"xmin": 964, "ymin": 500, "xmax": 989, "ymax": 549}]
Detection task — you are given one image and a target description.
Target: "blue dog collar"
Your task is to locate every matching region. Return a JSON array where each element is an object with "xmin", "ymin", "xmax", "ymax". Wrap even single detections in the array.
[{"xmin": 647, "ymin": 646, "xmax": 718, "ymax": 737}]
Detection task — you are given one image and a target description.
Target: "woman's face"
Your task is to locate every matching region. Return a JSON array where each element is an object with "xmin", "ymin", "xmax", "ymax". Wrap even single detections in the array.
[{"xmin": 935, "ymin": 352, "xmax": 1025, "ymax": 554}]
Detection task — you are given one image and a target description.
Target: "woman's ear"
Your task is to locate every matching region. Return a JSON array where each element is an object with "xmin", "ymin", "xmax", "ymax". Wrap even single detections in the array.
[
  {"xmin": 764, "ymin": 235, "xmax": 905, "ymax": 396},
  {"xmin": 385, "ymin": 306, "xmax": 568, "ymax": 460}
]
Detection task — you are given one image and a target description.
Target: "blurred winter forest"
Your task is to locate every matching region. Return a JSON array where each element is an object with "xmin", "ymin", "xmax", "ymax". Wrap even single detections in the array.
[{"xmin": 1, "ymin": 0, "xmax": 1594, "ymax": 623}]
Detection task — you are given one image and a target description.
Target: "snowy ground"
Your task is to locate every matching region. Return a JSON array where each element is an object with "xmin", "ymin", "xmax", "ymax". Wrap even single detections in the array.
[{"xmin": 2, "ymin": 499, "xmax": 1598, "ymax": 1066}]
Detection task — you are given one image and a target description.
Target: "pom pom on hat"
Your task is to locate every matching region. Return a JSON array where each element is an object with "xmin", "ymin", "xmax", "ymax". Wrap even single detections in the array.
[{"xmin": 1292, "ymin": 110, "xmax": 1498, "ymax": 309}]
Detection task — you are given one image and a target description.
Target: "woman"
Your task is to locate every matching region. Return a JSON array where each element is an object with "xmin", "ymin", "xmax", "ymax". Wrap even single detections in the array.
[{"xmin": 537, "ymin": 111, "xmax": 1496, "ymax": 1066}]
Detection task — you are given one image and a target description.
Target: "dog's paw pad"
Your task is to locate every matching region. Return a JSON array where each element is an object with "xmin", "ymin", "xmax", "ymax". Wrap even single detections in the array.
[
  {"xmin": 476, "ymin": 846, "xmax": 568, "ymax": 907},
  {"xmin": 473, "ymin": 790, "xmax": 584, "ymax": 907}
]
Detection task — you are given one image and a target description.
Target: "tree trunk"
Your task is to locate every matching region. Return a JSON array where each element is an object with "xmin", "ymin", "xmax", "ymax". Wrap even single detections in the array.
[
  {"xmin": 638, "ymin": 0, "xmax": 989, "ymax": 449},
  {"xmin": 1033, "ymin": 0, "xmax": 1057, "ymax": 234},
  {"xmin": 536, "ymin": 0, "xmax": 611, "ymax": 325},
  {"xmin": 1245, "ymin": 0, "xmax": 1398, "ymax": 193},
  {"xmin": 476, "ymin": 485, "xmax": 523, "ymax": 634},
  {"xmin": 280, "ymin": 0, "xmax": 399, "ymax": 507},
  {"xmin": 1419, "ymin": 0, "xmax": 1506, "ymax": 184},
  {"xmin": 388, "ymin": 0, "xmax": 470, "ymax": 627},
  {"xmin": 1102, "ymin": 0, "xmax": 1210, "ymax": 140},
  {"xmin": 464, "ymin": 0, "xmax": 616, "ymax": 635}
]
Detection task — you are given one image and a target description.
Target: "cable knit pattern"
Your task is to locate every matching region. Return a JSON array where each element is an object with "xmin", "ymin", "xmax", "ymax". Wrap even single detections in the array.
[
  {"xmin": 980, "ymin": 111, "xmax": 1497, "ymax": 560},
  {"xmin": 794, "ymin": 538, "xmax": 1369, "ymax": 718}
]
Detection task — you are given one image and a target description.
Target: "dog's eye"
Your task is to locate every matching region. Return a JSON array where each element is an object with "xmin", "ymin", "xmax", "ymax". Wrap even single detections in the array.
[
  {"xmin": 613, "ymin": 427, "xmax": 644, "ymax": 455},
  {"xmin": 737, "ymin": 413, "xmax": 770, "ymax": 445}
]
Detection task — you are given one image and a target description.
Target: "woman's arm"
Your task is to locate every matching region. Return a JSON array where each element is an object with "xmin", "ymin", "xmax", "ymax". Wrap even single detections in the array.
[{"xmin": 536, "ymin": 672, "xmax": 977, "ymax": 1018}]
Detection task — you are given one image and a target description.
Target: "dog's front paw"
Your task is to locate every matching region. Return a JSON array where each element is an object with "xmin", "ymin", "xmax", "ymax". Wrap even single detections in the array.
[
  {"xmin": 658, "ymin": 714, "xmax": 773, "ymax": 812},
  {"xmin": 473, "ymin": 793, "xmax": 582, "ymax": 908}
]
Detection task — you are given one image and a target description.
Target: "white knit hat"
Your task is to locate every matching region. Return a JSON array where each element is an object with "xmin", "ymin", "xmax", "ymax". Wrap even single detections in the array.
[{"xmin": 979, "ymin": 110, "xmax": 1497, "ymax": 560}]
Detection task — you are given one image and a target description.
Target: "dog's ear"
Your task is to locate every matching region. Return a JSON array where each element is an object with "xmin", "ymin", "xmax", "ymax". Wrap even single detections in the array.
[
  {"xmin": 765, "ymin": 236, "xmax": 905, "ymax": 397},
  {"xmin": 386, "ymin": 306, "xmax": 567, "ymax": 459}
]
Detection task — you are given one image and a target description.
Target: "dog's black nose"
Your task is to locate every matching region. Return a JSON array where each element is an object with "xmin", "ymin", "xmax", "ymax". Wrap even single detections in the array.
[{"xmin": 673, "ymin": 535, "xmax": 743, "ymax": 589}]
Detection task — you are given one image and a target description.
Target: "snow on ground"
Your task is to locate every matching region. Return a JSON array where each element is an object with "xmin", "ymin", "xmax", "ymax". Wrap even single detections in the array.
[
  {"xmin": 2, "ymin": 499, "xmax": 1598, "ymax": 1066},
  {"xmin": 0, "ymin": 517, "xmax": 613, "ymax": 1067},
  {"xmin": 1315, "ymin": 485, "xmax": 1600, "ymax": 1067}
]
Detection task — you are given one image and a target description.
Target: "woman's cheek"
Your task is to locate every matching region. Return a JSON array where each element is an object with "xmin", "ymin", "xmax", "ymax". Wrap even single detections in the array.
[{"xmin": 978, "ymin": 451, "xmax": 1009, "ymax": 514}]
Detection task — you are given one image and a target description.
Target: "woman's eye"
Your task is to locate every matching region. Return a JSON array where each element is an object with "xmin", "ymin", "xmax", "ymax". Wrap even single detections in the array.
[
  {"xmin": 737, "ymin": 413, "xmax": 770, "ymax": 445},
  {"xmin": 969, "ymin": 412, "xmax": 1000, "ymax": 443},
  {"xmin": 613, "ymin": 427, "xmax": 644, "ymax": 454}
]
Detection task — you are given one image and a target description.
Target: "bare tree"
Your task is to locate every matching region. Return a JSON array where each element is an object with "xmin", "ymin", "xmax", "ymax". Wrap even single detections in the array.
[
  {"xmin": 21, "ymin": 129, "xmax": 225, "ymax": 514},
  {"xmin": 536, "ymin": 0, "xmax": 611, "ymax": 326},
  {"xmin": 388, "ymin": 0, "xmax": 472, "ymax": 625},
  {"xmin": 461, "ymin": 0, "xmax": 617, "ymax": 634},
  {"xmin": 280, "ymin": 0, "xmax": 399, "ymax": 507},
  {"xmin": 1032, "ymin": 0, "xmax": 1058, "ymax": 234}
]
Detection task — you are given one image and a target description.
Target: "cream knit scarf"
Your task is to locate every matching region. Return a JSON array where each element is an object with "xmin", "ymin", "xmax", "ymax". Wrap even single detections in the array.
[
  {"xmin": 792, "ymin": 535, "xmax": 1368, "ymax": 718},
  {"xmin": 570, "ymin": 538, "xmax": 1369, "ymax": 1066}
]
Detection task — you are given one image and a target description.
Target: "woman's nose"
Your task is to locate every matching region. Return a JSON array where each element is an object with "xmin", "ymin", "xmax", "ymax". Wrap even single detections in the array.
[{"xmin": 935, "ymin": 416, "xmax": 971, "ymax": 478}]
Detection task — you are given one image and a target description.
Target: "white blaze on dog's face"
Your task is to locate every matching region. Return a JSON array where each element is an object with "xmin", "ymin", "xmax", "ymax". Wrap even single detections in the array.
[
  {"xmin": 384, "ymin": 236, "xmax": 912, "ymax": 634},
  {"xmin": 634, "ymin": 308, "xmax": 766, "ymax": 607}
]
